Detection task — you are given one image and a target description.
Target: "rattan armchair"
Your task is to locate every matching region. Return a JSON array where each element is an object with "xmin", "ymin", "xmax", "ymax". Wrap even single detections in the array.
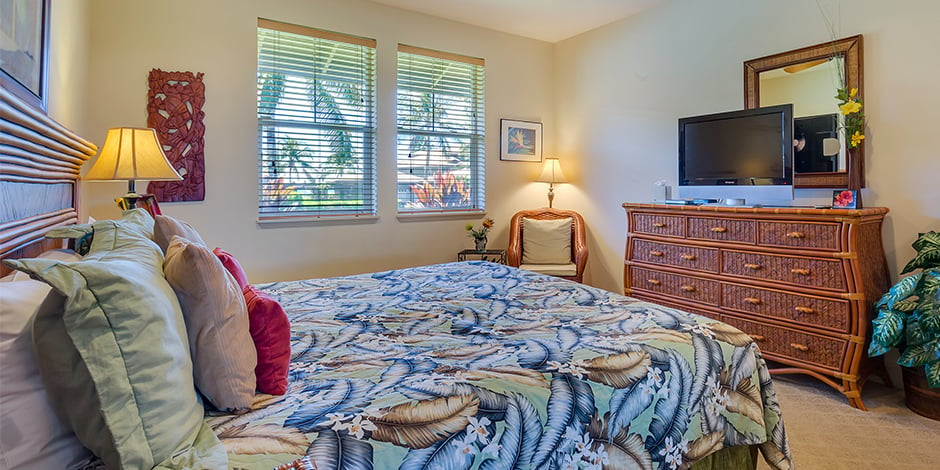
[{"xmin": 507, "ymin": 208, "xmax": 588, "ymax": 283}]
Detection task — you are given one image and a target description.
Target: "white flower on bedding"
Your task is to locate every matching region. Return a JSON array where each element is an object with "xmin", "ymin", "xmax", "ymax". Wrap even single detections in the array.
[
  {"xmin": 547, "ymin": 360, "xmax": 587, "ymax": 379},
  {"xmin": 335, "ymin": 414, "xmax": 377, "ymax": 439},
  {"xmin": 465, "ymin": 416, "xmax": 492, "ymax": 444},
  {"xmin": 659, "ymin": 436, "xmax": 689, "ymax": 470},
  {"xmin": 647, "ymin": 367, "xmax": 664, "ymax": 387},
  {"xmin": 454, "ymin": 438, "xmax": 476, "ymax": 456},
  {"xmin": 325, "ymin": 413, "xmax": 347, "ymax": 427},
  {"xmin": 684, "ymin": 323, "xmax": 715, "ymax": 338}
]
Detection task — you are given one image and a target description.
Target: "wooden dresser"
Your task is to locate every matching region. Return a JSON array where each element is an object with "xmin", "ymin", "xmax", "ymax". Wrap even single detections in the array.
[{"xmin": 622, "ymin": 203, "xmax": 890, "ymax": 410}]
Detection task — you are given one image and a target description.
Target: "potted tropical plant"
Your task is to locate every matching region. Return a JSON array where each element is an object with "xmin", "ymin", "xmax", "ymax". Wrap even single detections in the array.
[{"xmin": 869, "ymin": 231, "xmax": 940, "ymax": 420}]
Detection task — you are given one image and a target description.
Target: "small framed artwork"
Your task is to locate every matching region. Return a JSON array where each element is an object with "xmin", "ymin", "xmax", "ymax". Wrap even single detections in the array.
[
  {"xmin": 0, "ymin": 0, "xmax": 50, "ymax": 110},
  {"xmin": 832, "ymin": 189, "xmax": 858, "ymax": 209},
  {"xmin": 500, "ymin": 119, "xmax": 542, "ymax": 162}
]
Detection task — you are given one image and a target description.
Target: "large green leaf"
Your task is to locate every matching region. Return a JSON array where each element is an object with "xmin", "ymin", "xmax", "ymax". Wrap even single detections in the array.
[
  {"xmin": 906, "ymin": 312, "xmax": 931, "ymax": 346},
  {"xmin": 926, "ymin": 361, "xmax": 940, "ymax": 389},
  {"xmin": 898, "ymin": 341, "xmax": 938, "ymax": 368},
  {"xmin": 870, "ymin": 308, "xmax": 906, "ymax": 351},
  {"xmin": 874, "ymin": 273, "xmax": 921, "ymax": 310},
  {"xmin": 902, "ymin": 232, "xmax": 940, "ymax": 273}
]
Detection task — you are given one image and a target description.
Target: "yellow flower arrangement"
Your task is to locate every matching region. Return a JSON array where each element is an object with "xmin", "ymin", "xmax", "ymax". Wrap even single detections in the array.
[{"xmin": 836, "ymin": 87, "xmax": 866, "ymax": 149}]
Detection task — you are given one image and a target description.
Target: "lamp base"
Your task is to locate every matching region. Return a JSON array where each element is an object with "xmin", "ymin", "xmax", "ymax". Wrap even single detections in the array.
[{"xmin": 115, "ymin": 192, "xmax": 143, "ymax": 210}]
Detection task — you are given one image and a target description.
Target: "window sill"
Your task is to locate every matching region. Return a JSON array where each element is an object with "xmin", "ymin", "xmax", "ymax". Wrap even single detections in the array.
[
  {"xmin": 257, "ymin": 214, "xmax": 379, "ymax": 227},
  {"xmin": 396, "ymin": 210, "xmax": 486, "ymax": 222}
]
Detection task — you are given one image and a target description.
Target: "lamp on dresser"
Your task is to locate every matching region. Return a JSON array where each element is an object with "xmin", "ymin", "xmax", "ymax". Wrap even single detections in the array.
[
  {"xmin": 83, "ymin": 127, "xmax": 182, "ymax": 209},
  {"xmin": 535, "ymin": 157, "xmax": 567, "ymax": 208}
]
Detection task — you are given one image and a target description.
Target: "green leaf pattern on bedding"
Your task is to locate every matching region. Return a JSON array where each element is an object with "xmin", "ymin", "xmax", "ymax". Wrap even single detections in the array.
[{"xmin": 208, "ymin": 262, "xmax": 791, "ymax": 470}]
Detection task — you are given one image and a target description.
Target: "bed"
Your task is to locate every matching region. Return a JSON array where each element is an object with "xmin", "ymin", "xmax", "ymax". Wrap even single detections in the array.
[{"xmin": 0, "ymin": 87, "xmax": 792, "ymax": 470}]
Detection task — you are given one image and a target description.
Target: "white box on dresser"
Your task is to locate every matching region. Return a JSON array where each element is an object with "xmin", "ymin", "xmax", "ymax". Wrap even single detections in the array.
[{"xmin": 622, "ymin": 203, "xmax": 891, "ymax": 410}]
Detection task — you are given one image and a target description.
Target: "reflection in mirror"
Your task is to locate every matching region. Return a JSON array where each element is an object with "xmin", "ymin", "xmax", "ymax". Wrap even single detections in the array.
[
  {"xmin": 758, "ymin": 57, "xmax": 846, "ymax": 173},
  {"xmin": 744, "ymin": 35, "xmax": 863, "ymax": 189}
]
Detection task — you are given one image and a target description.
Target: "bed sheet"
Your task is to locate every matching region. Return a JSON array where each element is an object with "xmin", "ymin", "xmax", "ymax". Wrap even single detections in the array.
[{"xmin": 208, "ymin": 261, "xmax": 791, "ymax": 470}]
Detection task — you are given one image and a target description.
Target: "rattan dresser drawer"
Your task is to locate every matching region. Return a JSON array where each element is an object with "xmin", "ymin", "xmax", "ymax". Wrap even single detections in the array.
[
  {"xmin": 721, "ymin": 315, "xmax": 848, "ymax": 371},
  {"xmin": 757, "ymin": 221, "xmax": 840, "ymax": 251},
  {"xmin": 632, "ymin": 239, "xmax": 719, "ymax": 272},
  {"xmin": 687, "ymin": 217, "xmax": 756, "ymax": 244},
  {"xmin": 632, "ymin": 213, "xmax": 685, "ymax": 238},
  {"xmin": 720, "ymin": 283, "xmax": 851, "ymax": 332},
  {"xmin": 722, "ymin": 250, "xmax": 846, "ymax": 291},
  {"xmin": 629, "ymin": 266, "xmax": 718, "ymax": 305}
]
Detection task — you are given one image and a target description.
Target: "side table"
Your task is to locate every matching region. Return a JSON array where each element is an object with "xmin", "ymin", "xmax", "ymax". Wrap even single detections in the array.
[{"xmin": 457, "ymin": 249, "xmax": 507, "ymax": 264}]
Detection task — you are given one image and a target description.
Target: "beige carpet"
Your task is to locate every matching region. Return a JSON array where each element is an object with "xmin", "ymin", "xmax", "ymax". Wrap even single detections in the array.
[{"xmin": 757, "ymin": 375, "xmax": 940, "ymax": 470}]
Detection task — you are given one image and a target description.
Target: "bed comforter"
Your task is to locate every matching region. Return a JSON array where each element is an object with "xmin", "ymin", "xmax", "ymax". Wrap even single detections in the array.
[{"xmin": 208, "ymin": 262, "xmax": 791, "ymax": 470}]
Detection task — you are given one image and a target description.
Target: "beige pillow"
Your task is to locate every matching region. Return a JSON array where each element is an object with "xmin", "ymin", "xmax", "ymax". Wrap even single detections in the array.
[
  {"xmin": 522, "ymin": 217, "xmax": 573, "ymax": 265},
  {"xmin": 164, "ymin": 236, "xmax": 257, "ymax": 413},
  {"xmin": 154, "ymin": 215, "xmax": 206, "ymax": 254}
]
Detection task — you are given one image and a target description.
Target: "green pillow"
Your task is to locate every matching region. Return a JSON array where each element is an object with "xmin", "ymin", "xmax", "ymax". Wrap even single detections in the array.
[{"xmin": 3, "ymin": 209, "xmax": 226, "ymax": 469}]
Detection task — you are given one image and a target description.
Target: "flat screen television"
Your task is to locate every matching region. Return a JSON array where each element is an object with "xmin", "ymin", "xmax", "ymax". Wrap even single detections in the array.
[{"xmin": 678, "ymin": 104, "xmax": 794, "ymax": 204}]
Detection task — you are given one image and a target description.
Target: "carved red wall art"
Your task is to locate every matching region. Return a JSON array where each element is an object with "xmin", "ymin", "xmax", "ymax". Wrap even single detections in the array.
[{"xmin": 146, "ymin": 69, "xmax": 206, "ymax": 202}]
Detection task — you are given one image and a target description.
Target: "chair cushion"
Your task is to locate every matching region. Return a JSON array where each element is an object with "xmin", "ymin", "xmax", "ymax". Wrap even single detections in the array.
[
  {"xmin": 520, "ymin": 263, "xmax": 578, "ymax": 276},
  {"xmin": 522, "ymin": 217, "xmax": 572, "ymax": 265},
  {"xmin": 2, "ymin": 209, "xmax": 227, "ymax": 469},
  {"xmin": 164, "ymin": 236, "xmax": 257, "ymax": 413}
]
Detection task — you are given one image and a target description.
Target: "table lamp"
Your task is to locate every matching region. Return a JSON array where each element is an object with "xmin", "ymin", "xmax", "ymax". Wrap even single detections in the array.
[
  {"xmin": 535, "ymin": 157, "xmax": 567, "ymax": 208},
  {"xmin": 83, "ymin": 127, "xmax": 182, "ymax": 209}
]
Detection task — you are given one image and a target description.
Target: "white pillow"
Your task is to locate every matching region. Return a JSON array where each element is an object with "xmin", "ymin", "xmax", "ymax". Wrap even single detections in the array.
[
  {"xmin": 522, "ymin": 217, "xmax": 573, "ymax": 265},
  {"xmin": 0, "ymin": 279, "xmax": 93, "ymax": 469},
  {"xmin": 9, "ymin": 249, "xmax": 81, "ymax": 281}
]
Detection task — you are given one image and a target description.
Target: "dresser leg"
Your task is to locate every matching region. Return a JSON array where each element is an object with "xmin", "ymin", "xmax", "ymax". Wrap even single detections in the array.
[{"xmin": 843, "ymin": 381, "xmax": 867, "ymax": 411}]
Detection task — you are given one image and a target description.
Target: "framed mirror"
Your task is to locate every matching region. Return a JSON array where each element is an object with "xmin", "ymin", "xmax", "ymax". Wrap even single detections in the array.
[{"xmin": 744, "ymin": 35, "xmax": 863, "ymax": 188}]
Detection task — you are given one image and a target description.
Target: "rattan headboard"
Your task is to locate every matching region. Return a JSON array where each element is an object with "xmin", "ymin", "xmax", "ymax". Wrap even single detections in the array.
[{"xmin": 0, "ymin": 87, "xmax": 97, "ymax": 274}]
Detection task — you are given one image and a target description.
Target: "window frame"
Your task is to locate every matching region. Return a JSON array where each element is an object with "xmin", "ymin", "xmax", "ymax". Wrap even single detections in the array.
[
  {"xmin": 395, "ymin": 44, "xmax": 486, "ymax": 216},
  {"xmin": 256, "ymin": 19, "xmax": 377, "ymax": 222}
]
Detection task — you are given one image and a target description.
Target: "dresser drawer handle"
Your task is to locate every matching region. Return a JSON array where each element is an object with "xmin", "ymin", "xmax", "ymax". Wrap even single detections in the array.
[
  {"xmin": 744, "ymin": 263, "xmax": 762, "ymax": 270},
  {"xmin": 648, "ymin": 250, "xmax": 664, "ymax": 257},
  {"xmin": 750, "ymin": 334, "xmax": 766, "ymax": 342},
  {"xmin": 795, "ymin": 306, "xmax": 816, "ymax": 314},
  {"xmin": 744, "ymin": 297, "xmax": 762, "ymax": 305},
  {"xmin": 710, "ymin": 227, "xmax": 727, "ymax": 233},
  {"xmin": 680, "ymin": 254, "xmax": 696, "ymax": 261},
  {"xmin": 790, "ymin": 342, "xmax": 810, "ymax": 352},
  {"xmin": 647, "ymin": 279, "xmax": 662, "ymax": 285},
  {"xmin": 785, "ymin": 231, "xmax": 805, "ymax": 239},
  {"xmin": 680, "ymin": 285, "xmax": 696, "ymax": 292},
  {"xmin": 791, "ymin": 268, "xmax": 811, "ymax": 276},
  {"xmin": 652, "ymin": 222, "xmax": 666, "ymax": 228}
]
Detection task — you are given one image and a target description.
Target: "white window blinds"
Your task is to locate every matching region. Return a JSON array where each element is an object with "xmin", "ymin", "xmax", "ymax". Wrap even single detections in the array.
[
  {"xmin": 396, "ymin": 45, "xmax": 485, "ymax": 213},
  {"xmin": 257, "ymin": 19, "xmax": 376, "ymax": 219}
]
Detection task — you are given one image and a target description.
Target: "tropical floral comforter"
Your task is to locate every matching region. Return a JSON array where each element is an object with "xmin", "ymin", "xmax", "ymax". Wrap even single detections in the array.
[{"xmin": 209, "ymin": 262, "xmax": 792, "ymax": 470}]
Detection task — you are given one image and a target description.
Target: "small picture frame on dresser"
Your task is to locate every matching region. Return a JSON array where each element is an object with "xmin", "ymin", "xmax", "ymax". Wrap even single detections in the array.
[{"xmin": 832, "ymin": 190, "xmax": 858, "ymax": 209}]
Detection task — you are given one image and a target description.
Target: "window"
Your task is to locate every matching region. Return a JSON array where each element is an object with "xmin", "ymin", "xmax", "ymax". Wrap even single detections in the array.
[
  {"xmin": 396, "ymin": 45, "xmax": 485, "ymax": 214},
  {"xmin": 257, "ymin": 19, "xmax": 376, "ymax": 220}
]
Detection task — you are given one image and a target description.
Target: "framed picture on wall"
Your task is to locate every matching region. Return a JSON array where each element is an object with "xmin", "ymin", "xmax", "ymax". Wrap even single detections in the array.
[
  {"xmin": 0, "ymin": 0, "xmax": 50, "ymax": 110},
  {"xmin": 500, "ymin": 119, "xmax": 542, "ymax": 162}
]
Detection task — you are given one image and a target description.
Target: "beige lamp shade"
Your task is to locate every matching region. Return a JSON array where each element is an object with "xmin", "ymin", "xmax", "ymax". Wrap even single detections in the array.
[
  {"xmin": 535, "ymin": 157, "xmax": 567, "ymax": 208},
  {"xmin": 84, "ymin": 128, "xmax": 182, "ymax": 184},
  {"xmin": 536, "ymin": 157, "xmax": 568, "ymax": 184}
]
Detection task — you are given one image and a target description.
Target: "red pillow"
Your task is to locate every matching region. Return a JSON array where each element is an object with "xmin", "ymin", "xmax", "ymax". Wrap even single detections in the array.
[
  {"xmin": 213, "ymin": 247, "xmax": 249, "ymax": 290},
  {"xmin": 243, "ymin": 285, "xmax": 291, "ymax": 395}
]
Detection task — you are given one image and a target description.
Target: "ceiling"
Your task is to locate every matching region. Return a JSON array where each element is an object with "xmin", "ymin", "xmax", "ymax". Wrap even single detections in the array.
[{"xmin": 368, "ymin": 0, "xmax": 666, "ymax": 43}]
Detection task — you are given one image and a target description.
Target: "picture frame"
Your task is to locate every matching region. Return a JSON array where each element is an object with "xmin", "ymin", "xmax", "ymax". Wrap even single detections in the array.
[
  {"xmin": 832, "ymin": 189, "xmax": 858, "ymax": 209},
  {"xmin": 500, "ymin": 119, "xmax": 542, "ymax": 162},
  {"xmin": 1, "ymin": 0, "xmax": 50, "ymax": 111}
]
